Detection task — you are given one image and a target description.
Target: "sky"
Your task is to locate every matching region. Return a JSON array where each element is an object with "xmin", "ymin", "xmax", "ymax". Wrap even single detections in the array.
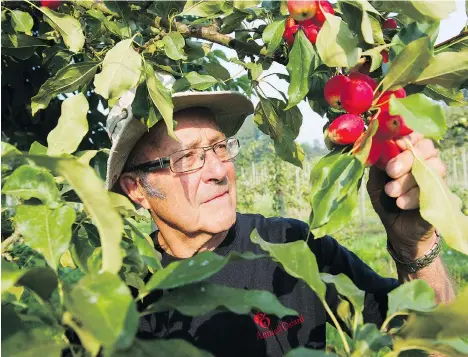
[{"xmin": 214, "ymin": 0, "xmax": 468, "ymax": 146}]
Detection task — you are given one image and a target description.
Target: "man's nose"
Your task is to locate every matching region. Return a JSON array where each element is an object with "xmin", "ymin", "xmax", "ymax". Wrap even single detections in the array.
[{"xmin": 201, "ymin": 149, "xmax": 228, "ymax": 182}]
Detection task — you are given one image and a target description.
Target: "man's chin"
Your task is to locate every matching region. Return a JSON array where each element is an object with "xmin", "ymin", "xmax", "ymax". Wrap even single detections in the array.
[{"xmin": 201, "ymin": 204, "xmax": 236, "ymax": 232}]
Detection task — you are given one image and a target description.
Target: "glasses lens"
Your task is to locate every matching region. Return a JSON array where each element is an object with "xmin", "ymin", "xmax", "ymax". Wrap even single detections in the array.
[
  {"xmin": 213, "ymin": 138, "xmax": 239, "ymax": 161},
  {"xmin": 171, "ymin": 148, "xmax": 205, "ymax": 173}
]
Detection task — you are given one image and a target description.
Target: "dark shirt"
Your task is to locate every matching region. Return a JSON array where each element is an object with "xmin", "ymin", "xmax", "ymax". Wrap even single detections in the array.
[{"xmin": 136, "ymin": 213, "xmax": 399, "ymax": 356}]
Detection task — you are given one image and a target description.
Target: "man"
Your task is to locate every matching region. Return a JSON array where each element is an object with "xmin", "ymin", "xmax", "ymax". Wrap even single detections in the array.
[{"xmin": 106, "ymin": 90, "xmax": 454, "ymax": 356}]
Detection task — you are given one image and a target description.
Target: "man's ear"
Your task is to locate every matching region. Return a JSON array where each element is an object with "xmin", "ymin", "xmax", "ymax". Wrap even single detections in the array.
[{"xmin": 119, "ymin": 174, "xmax": 151, "ymax": 209}]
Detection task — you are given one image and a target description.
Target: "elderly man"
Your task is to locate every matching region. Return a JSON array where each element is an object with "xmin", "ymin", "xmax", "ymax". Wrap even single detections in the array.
[{"xmin": 106, "ymin": 91, "xmax": 454, "ymax": 356}]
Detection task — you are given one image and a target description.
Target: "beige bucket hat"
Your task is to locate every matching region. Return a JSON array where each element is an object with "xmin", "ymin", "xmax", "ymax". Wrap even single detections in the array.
[{"xmin": 105, "ymin": 90, "xmax": 255, "ymax": 192}]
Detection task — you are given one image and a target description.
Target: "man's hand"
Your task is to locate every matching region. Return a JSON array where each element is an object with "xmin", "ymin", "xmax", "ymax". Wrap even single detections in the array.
[{"xmin": 367, "ymin": 132, "xmax": 447, "ymax": 260}]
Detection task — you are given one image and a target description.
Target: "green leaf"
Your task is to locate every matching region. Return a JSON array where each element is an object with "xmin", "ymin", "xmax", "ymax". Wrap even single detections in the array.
[
  {"xmin": 391, "ymin": 22, "xmax": 439, "ymax": 58},
  {"xmin": 42, "ymin": 45, "xmax": 73, "ymax": 76},
  {"xmin": 94, "ymin": 38, "xmax": 142, "ymax": 103},
  {"xmin": 2, "ymin": 142, "xmax": 22, "ymax": 157},
  {"xmin": 221, "ymin": 11, "xmax": 248, "ymax": 34},
  {"xmin": 316, "ymin": 14, "xmax": 361, "ymax": 68},
  {"xmin": 103, "ymin": 1, "xmax": 133, "ymax": 37},
  {"xmin": 381, "ymin": 36, "xmax": 432, "ymax": 92},
  {"xmin": 144, "ymin": 251, "xmax": 263, "ymax": 292},
  {"xmin": 282, "ymin": 347, "xmax": 340, "ymax": 357},
  {"xmin": 15, "ymin": 204, "xmax": 75, "ymax": 271},
  {"xmin": 309, "ymin": 152, "xmax": 364, "ymax": 237},
  {"xmin": 75, "ymin": 150, "xmax": 99, "ymax": 165},
  {"xmin": 182, "ymin": 0, "xmax": 225, "ymax": 17},
  {"xmin": 62, "ymin": 311, "xmax": 101, "ymax": 357},
  {"xmin": 31, "ymin": 61, "xmax": 99, "ymax": 115},
  {"xmin": 65, "ymin": 272, "xmax": 138, "ymax": 349},
  {"xmin": 173, "ymin": 71, "xmax": 218, "ymax": 91},
  {"xmin": 29, "ymin": 141, "xmax": 48, "ymax": 155},
  {"xmin": 112, "ymin": 339, "xmax": 215, "ymax": 357},
  {"xmin": 397, "ymin": 338, "xmax": 468, "ymax": 357},
  {"xmin": 387, "ymin": 280, "xmax": 436, "ymax": 316},
  {"xmin": 354, "ymin": 324, "xmax": 392, "ymax": 354},
  {"xmin": 47, "ymin": 93, "xmax": 89, "ymax": 156},
  {"xmin": 339, "ymin": 0, "xmax": 381, "ymax": 45},
  {"xmin": 254, "ymin": 97, "xmax": 304, "ymax": 168},
  {"xmin": 286, "ymin": 30, "xmax": 317, "ymax": 109},
  {"xmin": 70, "ymin": 225, "xmax": 101, "ymax": 274},
  {"xmin": 144, "ymin": 61, "xmax": 176, "ymax": 138},
  {"xmin": 2, "ymin": 326, "xmax": 65, "ymax": 357},
  {"xmin": 1, "ymin": 260, "xmax": 57, "ymax": 299},
  {"xmin": 3, "ymin": 165, "xmax": 61, "ymax": 207},
  {"xmin": 262, "ymin": 19, "xmax": 286, "ymax": 55},
  {"xmin": 389, "ymin": 94, "xmax": 446, "ymax": 140},
  {"xmin": 361, "ymin": 44, "xmax": 389, "ymax": 72},
  {"xmin": 1, "ymin": 33, "xmax": 47, "ymax": 49},
  {"xmin": 1, "ymin": 33, "xmax": 47, "ymax": 59},
  {"xmin": 409, "ymin": 146, "xmax": 468, "ymax": 255},
  {"xmin": 163, "ymin": 32, "xmax": 187, "ymax": 61},
  {"xmin": 204, "ymin": 62, "xmax": 231, "ymax": 81},
  {"xmin": 396, "ymin": 287, "xmax": 468, "ymax": 340},
  {"xmin": 126, "ymin": 220, "xmax": 163, "ymax": 272},
  {"xmin": 320, "ymin": 273, "xmax": 365, "ymax": 317},
  {"xmin": 39, "ymin": 7, "xmax": 85, "ymax": 53},
  {"xmin": 413, "ymin": 52, "xmax": 468, "ymax": 88},
  {"xmin": 144, "ymin": 282, "xmax": 297, "ymax": 317},
  {"xmin": 22, "ymin": 156, "xmax": 124, "ymax": 274},
  {"xmin": 250, "ymin": 230, "xmax": 326, "ymax": 301},
  {"xmin": 398, "ymin": 0, "xmax": 456, "ymax": 22},
  {"xmin": 86, "ymin": 8, "xmax": 129, "ymax": 38},
  {"xmin": 10, "ymin": 10, "xmax": 34, "ymax": 33},
  {"xmin": 423, "ymin": 85, "xmax": 467, "ymax": 107}
]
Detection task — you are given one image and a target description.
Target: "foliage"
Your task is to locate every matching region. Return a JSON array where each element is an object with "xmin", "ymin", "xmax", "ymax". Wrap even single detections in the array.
[{"xmin": 1, "ymin": 1, "xmax": 468, "ymax": 356}]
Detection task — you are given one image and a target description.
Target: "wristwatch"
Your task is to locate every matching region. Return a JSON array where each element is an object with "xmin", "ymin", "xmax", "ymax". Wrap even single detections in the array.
[{"xmin": 387, "ymin": 231, "xmax": 442, "ymax": 274}]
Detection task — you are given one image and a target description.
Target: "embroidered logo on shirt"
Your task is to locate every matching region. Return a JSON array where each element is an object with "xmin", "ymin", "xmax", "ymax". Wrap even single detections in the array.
[
  {"xmin": 253, "ymin": 312, "xmax": 271, "ymax": 328},
  {"xmin": 254, "ymin": 311, "xmax": 305, "ymax": 340}
]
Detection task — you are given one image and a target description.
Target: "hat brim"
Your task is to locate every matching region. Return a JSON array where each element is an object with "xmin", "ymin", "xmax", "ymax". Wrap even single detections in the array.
[{"xmin": 105, "ymin": 91, "xmax": 254, "ymax": 192}]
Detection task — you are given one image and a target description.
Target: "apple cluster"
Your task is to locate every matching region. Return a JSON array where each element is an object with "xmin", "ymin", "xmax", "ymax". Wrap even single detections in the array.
[
  {"xmin": 324, "ymin": 73, "xmax": 412, "ymax": 169},
  {"xmin": 282, "ymin": 0, "xmax": 334, "ymax": 47}
]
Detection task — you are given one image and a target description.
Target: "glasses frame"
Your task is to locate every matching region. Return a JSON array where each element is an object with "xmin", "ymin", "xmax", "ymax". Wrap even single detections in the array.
[{"xmin": 124, "ymin": 137, "xmax": 240, "ymax": 174}]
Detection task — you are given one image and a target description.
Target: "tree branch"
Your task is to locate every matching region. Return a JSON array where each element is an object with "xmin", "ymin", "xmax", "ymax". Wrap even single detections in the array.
[
  {"xmin": 2, "ymin": 229, "xmax": 21, "ymax": 254},
  {"xmin": 73, "ymin": 0, "xmax": 287, "ymax": 65}
]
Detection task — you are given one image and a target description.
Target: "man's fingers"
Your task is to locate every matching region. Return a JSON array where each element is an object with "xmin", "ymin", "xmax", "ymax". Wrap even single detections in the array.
[
  {"xmin": 396, "ymin": 186, "xmax": 420, "ymax": 210},
  {"xmin": 395, "ymin": 132, "xmax": 425, "ymax": 151},
  {"xmin": 384, "ymin": 157, "xmax": 447, "ymax": 197},
  {"xmin": 386, "ymin": 139, "xmax": 438, "ymax": 179}
]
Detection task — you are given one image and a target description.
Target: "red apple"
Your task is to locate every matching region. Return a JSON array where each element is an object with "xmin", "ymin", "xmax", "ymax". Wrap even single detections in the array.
[
  {"xmin": 41, "ymin": 0, "xmax": 61, "ymax": 9},
  {"xmin": 286, "ymin": 16, "xmax": 297, "ymax": 29},
  {"xmin": 314, "ymin": 1, "xmax": 334, "ymax": 25},
  {"xmin": 283, "ymin": 25, "xmax": 300, "ymax": 47},
  {"xmin": 328, "ymin": 114, "xmax": 365, "ymax": 145},
  {"xmin": 324, "ymin": 75, "xmax": 351, "ymax": 110},
  {"xmin": 348, "ymin": 72, "xmax": 378, "ymax": 91},
  {"xmin": 383, "ymin": 18, "xmax": 398, "ymax": 29},
  {"xmin": 375, "ymin": 140, "xmax": 401, "ymax": 170},
  {"xmin": 374, "ymin": 110, "xmax": 413, "ymax": 140},
  {"xmin": 377, "ymin": 88, "xmax": 407, "ymax": 112},
  {"xmin": 366, "ymin": 138, "xmax": 384, "ymax": 166},
  {"xmin": 341, "ymin": 79, "xmax": 374, "ymax": 115},
  {"xmin": 381, "ymin": 50, "xmax": 389, "ymax": 63},
  {"xmin": 302, "ymin": 23, "xmax": 320, "ymax": 44},
  {"xmin": 288, "ymin": 0, "xmax": 318, "ymax": 21}
]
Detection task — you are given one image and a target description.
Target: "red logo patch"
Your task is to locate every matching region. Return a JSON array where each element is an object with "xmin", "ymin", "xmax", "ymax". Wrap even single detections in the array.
[
  {"xmin": 253, "ymin": 311, "xmax": 305, "ymax": 340},
  {"xmin": 253, "ymin": 312, "xmax": 271, "ymax": 328}
]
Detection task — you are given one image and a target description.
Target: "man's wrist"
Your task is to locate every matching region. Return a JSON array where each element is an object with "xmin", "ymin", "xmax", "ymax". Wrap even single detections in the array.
[{"xmin": 387, "ymin": 231, "xmax": 442, "ymax": 274}]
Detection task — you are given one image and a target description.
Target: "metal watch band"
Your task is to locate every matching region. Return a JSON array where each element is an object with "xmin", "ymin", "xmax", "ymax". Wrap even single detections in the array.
[{"xmin": 387, "ymin": 231, "xmax": 442, "ymax": 274}]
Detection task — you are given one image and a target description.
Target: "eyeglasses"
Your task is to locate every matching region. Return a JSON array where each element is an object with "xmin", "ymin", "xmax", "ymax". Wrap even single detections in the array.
[{"xmin": 124, "ymin": 137, "xmax": 240, "ymax": 174}]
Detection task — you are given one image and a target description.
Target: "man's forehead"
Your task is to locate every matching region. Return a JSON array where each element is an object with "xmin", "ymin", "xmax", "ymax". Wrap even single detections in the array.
[{"xmin": 144, "ymin": 107, "xmax": 224, "ymax": 153}]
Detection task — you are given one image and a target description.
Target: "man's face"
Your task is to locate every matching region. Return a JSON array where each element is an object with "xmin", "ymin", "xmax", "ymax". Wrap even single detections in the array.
[{"xmin": 125, "ymin": 109, "xmax": 238, "ymax": 235}]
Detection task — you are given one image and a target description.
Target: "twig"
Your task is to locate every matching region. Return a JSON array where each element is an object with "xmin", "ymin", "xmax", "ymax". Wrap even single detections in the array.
[{"xmin": 1, "ymin": 229, "xmax": 21, "ymax": 254}]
